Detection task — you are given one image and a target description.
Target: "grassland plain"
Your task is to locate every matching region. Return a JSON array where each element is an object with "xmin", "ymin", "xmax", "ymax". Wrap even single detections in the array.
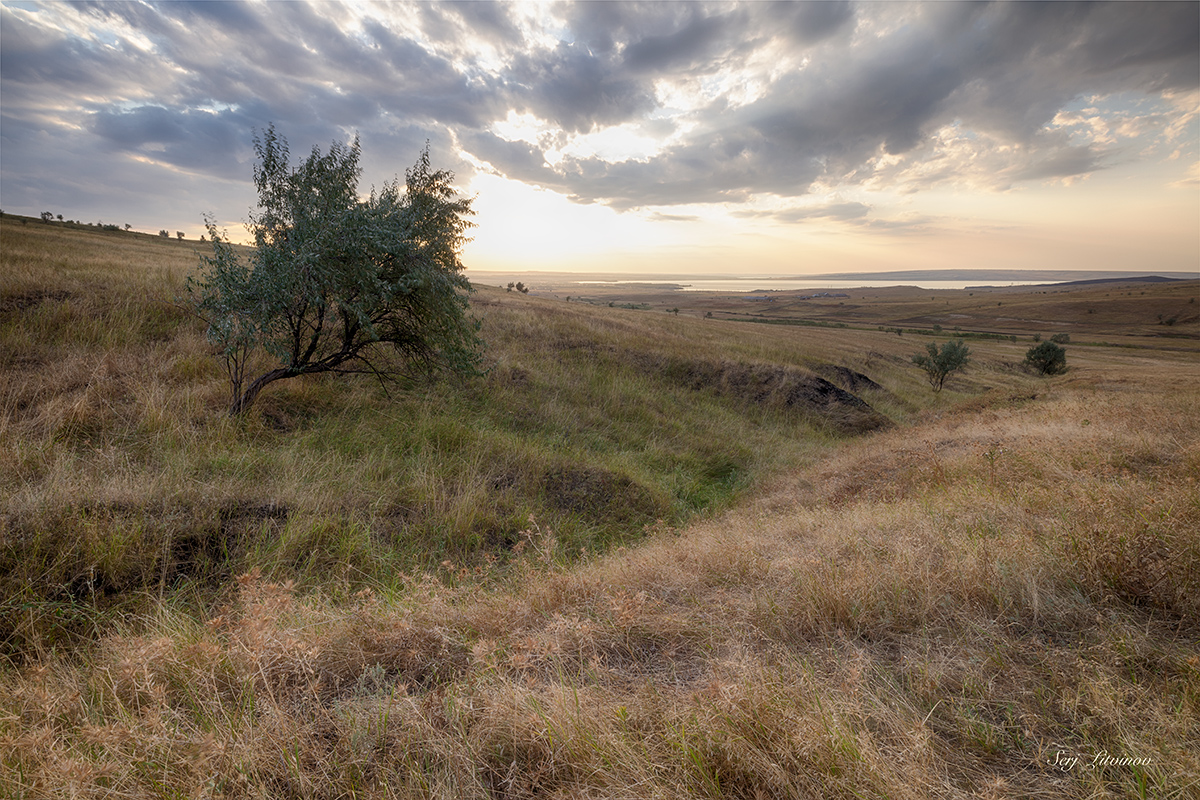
[{"xmin": 2, "ymin": 214, "xmax": 1198, "ymax": 798}]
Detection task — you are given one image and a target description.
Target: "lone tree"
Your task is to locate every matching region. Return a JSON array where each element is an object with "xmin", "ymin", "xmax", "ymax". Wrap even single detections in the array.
[
  {"xmin": 189, "ymin": 126, "xmax": 482, "ymax": 415},
  {"xmin": 1024, "ymin": 340, "xmax": 1067, "ymax": 375},
  {"xmin": 912, "ymin": 338, "xmax": 970, "ymax": 392}
]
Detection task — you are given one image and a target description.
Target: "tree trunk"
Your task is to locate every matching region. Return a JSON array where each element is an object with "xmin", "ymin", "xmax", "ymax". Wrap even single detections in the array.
[{"xmin": 229, "ymin": 367, "xmax": 293, "ymax": 416}]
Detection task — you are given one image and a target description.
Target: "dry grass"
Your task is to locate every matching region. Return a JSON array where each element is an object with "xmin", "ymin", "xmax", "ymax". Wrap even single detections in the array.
[
  {"xmin": 3, "ymin": 215, "xmax": 1197, "ymax": 797},
  {"xmin": 2, "ymin": 215, "xmax": 933, "ymax": 658},
  {"xmin": 3, "ymin": 332, "xmax": 1197, "ymax": 797}
]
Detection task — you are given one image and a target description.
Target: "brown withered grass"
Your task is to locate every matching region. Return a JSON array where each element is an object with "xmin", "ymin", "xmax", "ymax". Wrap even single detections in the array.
[{"xmin": 4, "ymin": 335, "xmax": 1197, "ymax": 798}]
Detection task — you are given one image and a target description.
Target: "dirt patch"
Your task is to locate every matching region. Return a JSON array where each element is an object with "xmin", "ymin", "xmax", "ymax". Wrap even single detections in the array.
[
  {"xmin": 654, "ymin": 355, "xmax": 891, "ymax": 433},
  {"xmin": 542, "ymin": 466, "xmax": 666, "ymax": 524},
  {"xmin": 0, "ymin": 288, "xmax": 71, "ymax": 314},
  {"xmin": 815, "ymin": 364, "xmax": 886, "ymax": 394}
]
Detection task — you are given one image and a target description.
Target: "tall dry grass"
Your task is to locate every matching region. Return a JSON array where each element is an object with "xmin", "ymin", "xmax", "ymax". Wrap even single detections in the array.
[
  {"xmin": 4, "ymin": 215, "xmax": 941, "ymax": 660},
  {"xmin": 3, "ymin": 339, "xmax": 1196, "ymax": 798}
]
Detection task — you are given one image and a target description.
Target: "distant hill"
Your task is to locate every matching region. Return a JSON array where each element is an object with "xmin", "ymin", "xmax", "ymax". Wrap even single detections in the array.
[
  {"xmin": 802, "ymin": 269, "xmax": 1196, "ymax": 284},
  {"xmin": 968, "ymin": 274, "xmax": 1185, "ymax": 289}
]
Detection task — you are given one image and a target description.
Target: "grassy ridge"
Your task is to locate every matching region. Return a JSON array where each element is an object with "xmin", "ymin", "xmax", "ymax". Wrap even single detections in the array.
[
  {"xmin": 3, "ymin": 216, "xmax": 1197, "ymax": 798},
  {"xmin": 2, "ymin": 216, "xmax": 923, "ymax": 655}
]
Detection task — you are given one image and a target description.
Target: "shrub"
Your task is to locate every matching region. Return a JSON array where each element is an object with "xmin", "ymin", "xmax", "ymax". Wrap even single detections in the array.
[
  {"xmin": 1024, "ymin": 341, "xmax": 1067, "ymax": 375},
  {"xmin": 911, "ymin": 339, "xmax": 970, "ymax": 392},
  {"xmin": 189, "ymin": 125, "xmax": 482, "ymax": 415}
]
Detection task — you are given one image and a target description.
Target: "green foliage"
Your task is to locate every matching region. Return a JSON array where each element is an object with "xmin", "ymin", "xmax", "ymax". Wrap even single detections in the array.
[
  {"xmin": 189, "ymin": 125, "xmax": 482, "ymax": 415},
  {"xmin": 911, "ymin": 338, "xmax": 970, "ymax": 392},
  {"xmin": 1024, "ymin": 340, "xmax": 1067, "ymax": 375}
]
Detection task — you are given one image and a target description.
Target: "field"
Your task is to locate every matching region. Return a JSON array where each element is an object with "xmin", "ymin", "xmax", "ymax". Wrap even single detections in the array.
[{"xmin": 2, "ymin": 215, "xmax": 1198, "ymax": 798}]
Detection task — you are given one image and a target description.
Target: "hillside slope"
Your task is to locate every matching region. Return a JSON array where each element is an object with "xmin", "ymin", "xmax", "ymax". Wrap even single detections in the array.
[
  {"xmin": 3, "ymin": 216, "xmax": 935, "ymax": 652},
  {"xmin": 2, "ymin": 216, "xmax": 1197, "ymax": 798}
]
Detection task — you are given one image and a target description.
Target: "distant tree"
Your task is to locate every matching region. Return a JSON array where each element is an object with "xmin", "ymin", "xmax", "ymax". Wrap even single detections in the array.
[
  {"xmin": 159, "ymin": 230, "xmax": 170, "ymax": 238},
  {"xmin": 507, "ymin": 282, "xmax": 515, "ymax": 292},
  {"xmin": 176, "ymin": 231, "xmax": 185, "ymax": 240},
  {"xmin": 912, "ymin": 339, "xmax": 971, "ymax": 392},
  {"xmin": 189, "ymin": 125, "xmax": 482, "ymax": 416},
  {"xmin": 40, "ymin": 211, "xmax": 53, "ymax": 222},
  {"xmin": 515, "ymin": 281, "xmax": 529, "ymax": 294},
  {"xmin": 56, "ymin": 214, "xmax": 63, "ymax": 222},
  {"xmin": 1049, "ymin": 333, "xmax": 1070, "ymax": 344},
  {"xmin": 1024, "ymin": 341, "xmax": 1067, "ymax": 375},
  {"xmin": 124, "ymin": 224, "xmax": 132, "ymax": 231}
]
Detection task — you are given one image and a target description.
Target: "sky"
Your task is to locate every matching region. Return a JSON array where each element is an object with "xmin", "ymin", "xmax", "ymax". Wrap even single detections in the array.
[{"xmin": 2, "ymin": 0, "xmax": 1198, "ymax": 278}]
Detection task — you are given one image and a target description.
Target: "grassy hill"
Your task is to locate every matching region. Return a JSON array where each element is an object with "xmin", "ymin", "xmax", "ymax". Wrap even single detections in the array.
[
  {"xmin": 525, "ymin": 273, "xmax": 1200, "ymax": 344},
  {"xmin": 1, "ymin": 215, "xmax": 928, "ymax": 649},
  {"xmin": 2, "ymin": 215, "xmax": 1198, "ymax": 798}
]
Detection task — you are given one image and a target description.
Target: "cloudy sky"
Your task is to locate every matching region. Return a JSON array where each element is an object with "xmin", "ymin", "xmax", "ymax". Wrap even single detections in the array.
[{"xmin": 2, "ymin": 1, "xmax": 1197, "ymax": 277}]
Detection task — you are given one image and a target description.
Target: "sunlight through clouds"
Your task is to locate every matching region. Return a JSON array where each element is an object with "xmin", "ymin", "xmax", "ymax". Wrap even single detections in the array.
[{"xmin": 1, "ymin": 0, "xmax": 1196, "ymax": 274}]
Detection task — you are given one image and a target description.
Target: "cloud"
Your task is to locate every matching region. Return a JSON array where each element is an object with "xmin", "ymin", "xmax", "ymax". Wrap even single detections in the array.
[
  {"xmin": 1, "ymin": 0, "xmax": 1196, "ymax": 227},
  {"xmin": 1010, "ymin": 144, "xmax": 1107, "ymax": 183},
  {"xmin": 763, "ymin": 0, "xmax": 856, "ymax": 46},
  {"xmin": 736, "ymin": 202, "xmax": 872, "ymax": 224},
  {"xmin": 506, "ymin": 42, "xmax": 656, "ymax": 133},
  {"xmin": 622, "ymin": 8, "xmax": 748, "ymax": 74},
  {"xmin": 646, "ymin": 211, "xmax": 701, "ymax": 223}
]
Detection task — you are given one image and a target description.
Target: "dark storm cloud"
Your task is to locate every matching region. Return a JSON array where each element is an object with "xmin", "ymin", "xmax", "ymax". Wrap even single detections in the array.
[{"xmin": 1, "ymin": 0, "xmax": 1196, "ymax": 224}]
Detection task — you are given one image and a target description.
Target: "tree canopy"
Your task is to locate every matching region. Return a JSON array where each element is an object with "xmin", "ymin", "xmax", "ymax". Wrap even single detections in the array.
[
  {"xmin": 1024, "ymin": 341, "xmax": 1067, "ymax": 375},
  {"xmin": 912, "ymin": 339, "xmax": 971, "ymax": 392},
  {"xmin": 189, "ymin": 126, "xmax": 482, "ymax": 415}
]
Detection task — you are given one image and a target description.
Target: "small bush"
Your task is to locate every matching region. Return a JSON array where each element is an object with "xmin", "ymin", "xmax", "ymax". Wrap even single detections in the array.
[
  {"xmin": 1024, "ymin": 341, "xmax": 1067, "ymax": 375},
  {"xmin": 911, "ymin": 339, "xmax": 970, "ymax": 392}
]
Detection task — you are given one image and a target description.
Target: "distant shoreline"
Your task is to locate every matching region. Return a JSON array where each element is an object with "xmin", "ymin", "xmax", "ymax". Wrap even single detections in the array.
[{"xmin": 467, "ymin": 269, "xmax": 1196, "ymax": 293}]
